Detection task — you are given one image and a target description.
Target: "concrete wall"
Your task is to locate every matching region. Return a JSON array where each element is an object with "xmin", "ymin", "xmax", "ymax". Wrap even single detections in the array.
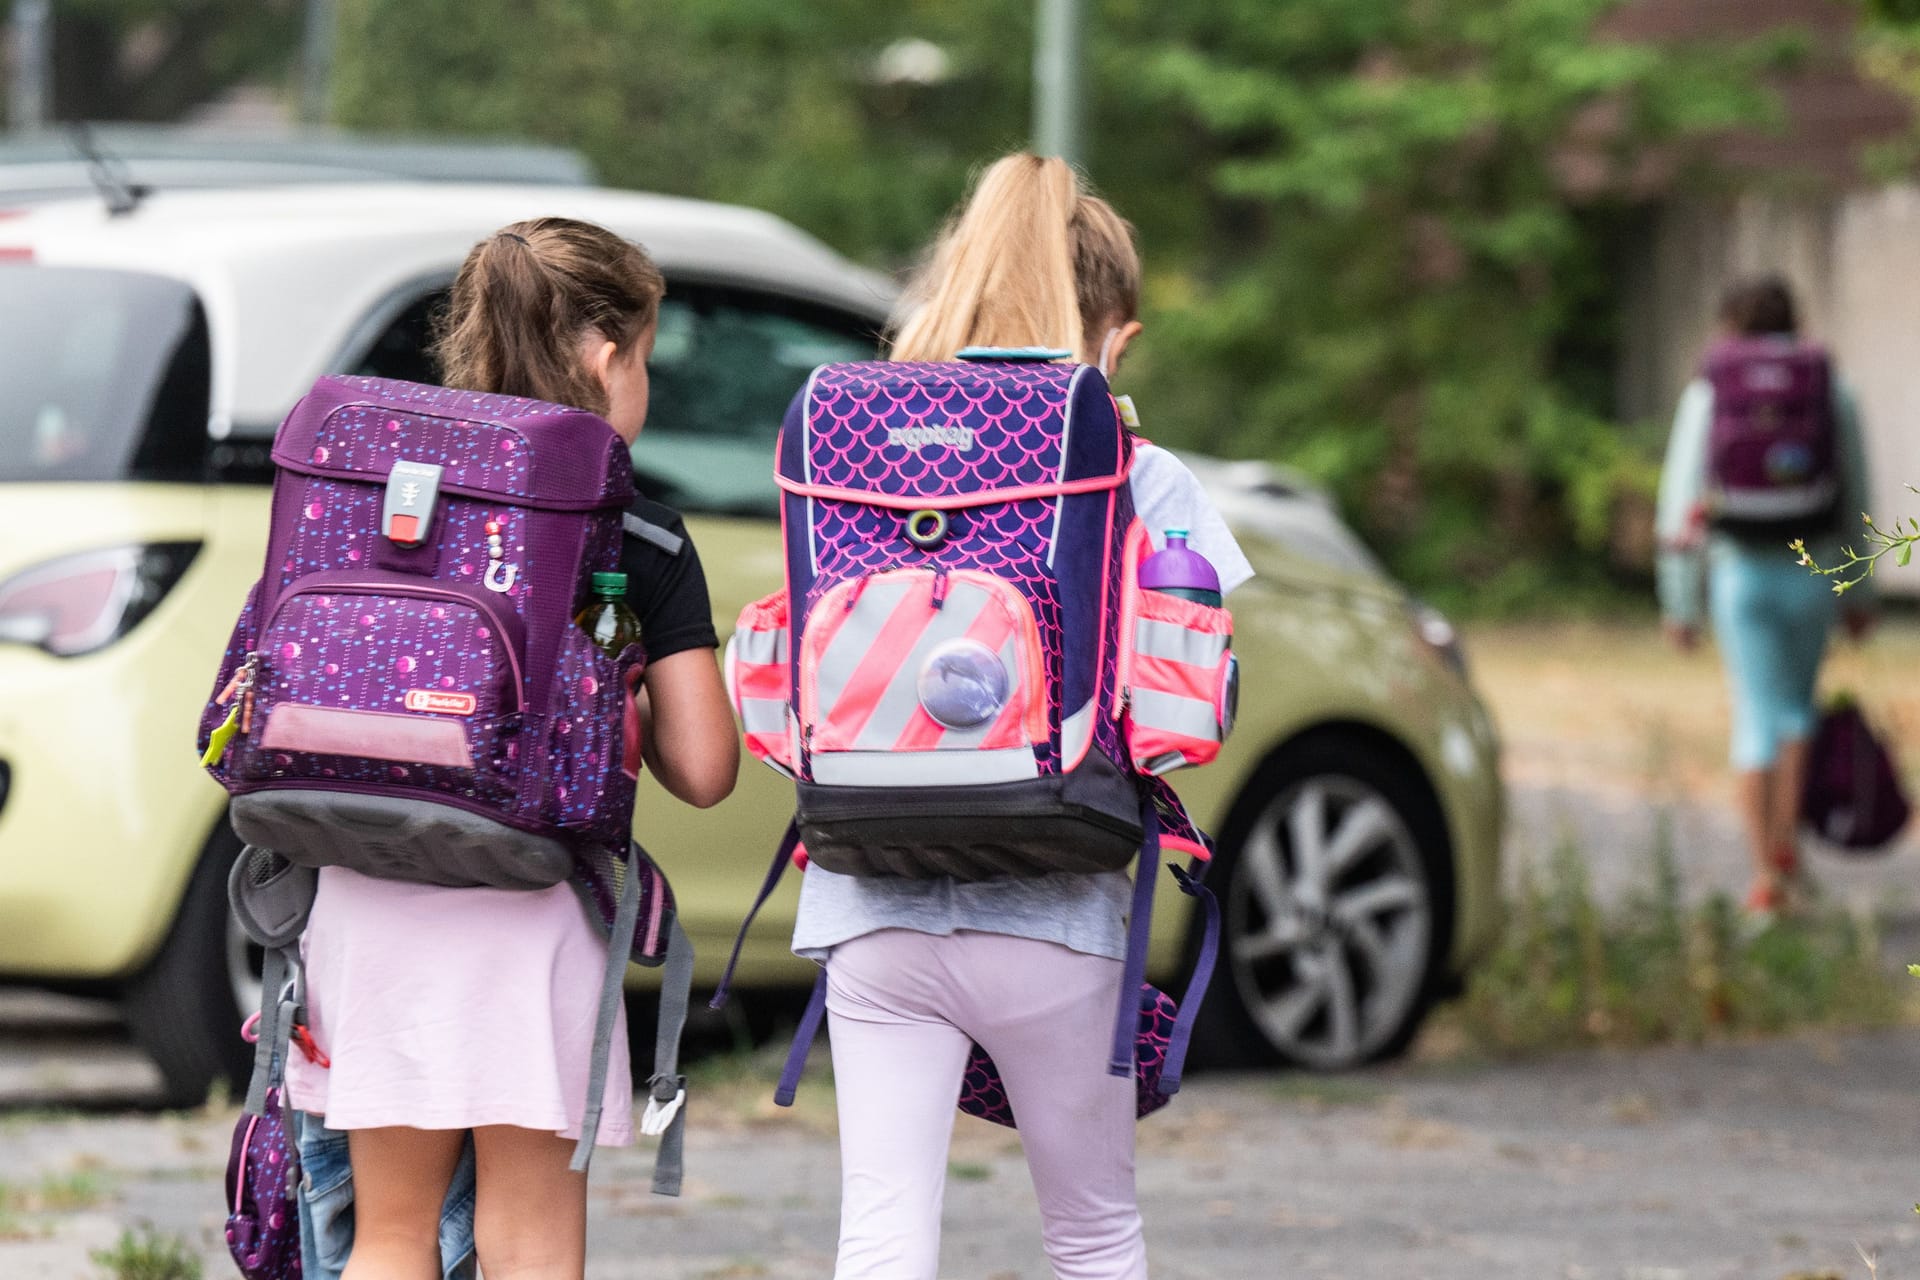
[{"xmin": 1620, "ymin": 186, "xmax": 1920, "ymax": 593}]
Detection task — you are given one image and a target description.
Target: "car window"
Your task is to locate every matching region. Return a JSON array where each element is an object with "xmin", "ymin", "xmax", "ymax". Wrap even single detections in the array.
[
  {"xmin": 640, "ymin": 287, "xmax": 881, "ymax": 516},
  {"xmin": 348, "ymin": 290, "xmax": 448, "ymax": 387},
  {"xmin": 246, "ymin": 280, "xmax": 880, "ymax": 511},
  {"xmin": 0, "ymin": 265, "xmax": 211, "ymax": 484}
]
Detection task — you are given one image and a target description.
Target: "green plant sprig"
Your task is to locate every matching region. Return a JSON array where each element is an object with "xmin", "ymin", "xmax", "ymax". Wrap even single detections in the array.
[{"xmin": 1793, "ymin": 494, "xmax": 1920, "ymax": 592}]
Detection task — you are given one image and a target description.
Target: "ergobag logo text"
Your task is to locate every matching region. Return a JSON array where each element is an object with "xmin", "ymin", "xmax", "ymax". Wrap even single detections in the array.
[{"xmin": 886, "ymin": 421, "xmax": 976, "ymax": 452}]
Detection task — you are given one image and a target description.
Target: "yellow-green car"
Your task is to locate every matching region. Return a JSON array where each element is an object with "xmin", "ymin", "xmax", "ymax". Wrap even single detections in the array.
[{"xmin": 0, "ymin": 183, "xmax": 1502, "ymax": 1103}]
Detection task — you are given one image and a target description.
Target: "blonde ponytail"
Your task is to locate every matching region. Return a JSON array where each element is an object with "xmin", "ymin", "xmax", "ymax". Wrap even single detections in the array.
[{"xmin": 891, "ymin": 153, "xmax": 1139, "ymax": 364}]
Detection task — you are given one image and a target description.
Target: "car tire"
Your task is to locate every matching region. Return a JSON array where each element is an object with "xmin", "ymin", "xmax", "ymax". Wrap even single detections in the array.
[
  {"xmin": 122, "ymin": 823, "xmax": 255, "ymax": 1108},
  {"xmin": 1187, "ymin": 733, "xmax": 1454, "ymax": 1072}
]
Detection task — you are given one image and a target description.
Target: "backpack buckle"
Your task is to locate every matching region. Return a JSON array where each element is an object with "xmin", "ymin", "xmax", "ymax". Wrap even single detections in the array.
[{"xmin": 382, "ymin": 459, "xmax": 444, "ymax": 547}]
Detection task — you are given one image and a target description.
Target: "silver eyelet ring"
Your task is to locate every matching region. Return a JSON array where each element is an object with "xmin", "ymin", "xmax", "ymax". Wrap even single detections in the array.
[{"xmin": 906, "ymin": 509, "xmax": 949, "ymax": 549}]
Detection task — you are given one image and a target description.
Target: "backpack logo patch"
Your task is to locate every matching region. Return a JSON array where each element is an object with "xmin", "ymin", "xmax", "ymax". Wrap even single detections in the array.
[
  {"xmin": 404, "ymin": 689, "xmax": 477, "ymax": 716},
  {"xmin": 887, "ymin": 422, "xmax": 976, "ymax": 453}
]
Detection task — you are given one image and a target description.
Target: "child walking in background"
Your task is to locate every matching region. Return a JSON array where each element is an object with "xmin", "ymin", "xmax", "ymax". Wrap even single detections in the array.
[
  {"xmin": 1656, "ymin": 275, "xmax": 1875, "ymax": 917},
  {"xmin": 282, "ymin": 218, "xmax": 738, "ymax": 1280},
  {"xmin": 791, "ymin": 153, "xmax": 1253, "ymax": 1280}
]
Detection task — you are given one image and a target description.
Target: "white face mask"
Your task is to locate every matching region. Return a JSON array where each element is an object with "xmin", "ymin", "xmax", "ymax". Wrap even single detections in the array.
[{"xmin": 1096, "ymin": 326, "xmax": 1124, "ymax": 379}]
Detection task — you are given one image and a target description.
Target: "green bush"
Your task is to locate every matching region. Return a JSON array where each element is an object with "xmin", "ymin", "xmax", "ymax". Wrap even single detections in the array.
[{"xmin": 90, "ymin": 1226, "xmax": 202, "ymax": 1280}]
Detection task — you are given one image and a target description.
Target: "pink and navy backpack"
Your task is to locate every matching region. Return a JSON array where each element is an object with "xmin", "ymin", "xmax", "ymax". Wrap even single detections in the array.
[
  {"xmin": 1702, "ymin": 338, "xmax": 1841, "ymax": 541},
  {"xmin": 717, "ymin": 350, "xmax": 1234, "ymax": 1112},
  {"xmin": 201, "ymin": 376, "xmax": 692, "ymax": 1188}
]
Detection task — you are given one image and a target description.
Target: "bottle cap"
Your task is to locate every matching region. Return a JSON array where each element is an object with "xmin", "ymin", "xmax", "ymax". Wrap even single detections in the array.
[
  {"xmin": 1164, "ymin": 528, "xmax": 1190, "ymax": 540},
  {"xmin": 591, "ymin": 571, "xmax": 628, "ymax": 595}
]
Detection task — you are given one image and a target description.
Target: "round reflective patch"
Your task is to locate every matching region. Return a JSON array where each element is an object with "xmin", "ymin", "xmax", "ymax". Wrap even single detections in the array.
[{"xmin": 917, "ymin": 638, "xmax": 1010, "ymax": 730}]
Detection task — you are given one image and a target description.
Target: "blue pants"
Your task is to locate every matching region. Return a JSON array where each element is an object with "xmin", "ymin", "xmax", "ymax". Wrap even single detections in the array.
[
  {"xmin": 1709, "ymin": 542, "xmax": 1835, "ymax": 770},
  {"xmin": 294, "ymin": 1113, "xmax": 477, "ymax": 1280}
]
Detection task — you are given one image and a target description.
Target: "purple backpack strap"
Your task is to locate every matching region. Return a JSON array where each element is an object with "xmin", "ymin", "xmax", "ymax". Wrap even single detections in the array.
[
  {"xmin": 710, "ymin": 819, "xmax": 801, "ymax": 1009},
  {"xmin": 774, "ymin": 970, "xmax": 830, "ymax": 1107},
  {"xmin": 1110, "ymin": 790, "xmax": 1161, "ymax": 1077},
  {"xmin": 1157, "ymin": 864, "xmax": 1220, "ymax": 1096}
]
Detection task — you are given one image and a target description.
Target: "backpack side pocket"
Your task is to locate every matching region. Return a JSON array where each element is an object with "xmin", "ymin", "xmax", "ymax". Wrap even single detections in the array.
[
  {"xmin": 725, "ymin": 590, "xmax": 795, "ymax": 778},
  {"xmin": 1123, "ymin": 585, "xmax": 1235, "ymax": 776}
]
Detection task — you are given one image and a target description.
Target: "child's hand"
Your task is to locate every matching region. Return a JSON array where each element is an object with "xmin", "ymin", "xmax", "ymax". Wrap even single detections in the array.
[{"xmin": 1663, "ymin": 620, "xmax": 1700, "ymax": 653}]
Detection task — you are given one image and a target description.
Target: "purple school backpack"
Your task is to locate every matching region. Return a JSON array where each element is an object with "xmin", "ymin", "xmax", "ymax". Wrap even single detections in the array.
[
  {"xmin": 716, "ymin": 351, "xmax": 1233, "ymax": 1114},
  {"xmin": 202, "ymin": 376, "xmax": 692, "ymax": 1185},
  {"xmin": 1702, "ymin": 338, "xmax": 1841, "ymax": 541},
  {"xmin": 1804, "ymin": 700, "xmax": 1912, "ymax": 852}
]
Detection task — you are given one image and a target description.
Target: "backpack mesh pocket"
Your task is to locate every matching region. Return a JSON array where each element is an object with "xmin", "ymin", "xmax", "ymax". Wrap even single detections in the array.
[{"xmin": 1122, "ymin": 582, "xmax": 1235, "ymax": 776}]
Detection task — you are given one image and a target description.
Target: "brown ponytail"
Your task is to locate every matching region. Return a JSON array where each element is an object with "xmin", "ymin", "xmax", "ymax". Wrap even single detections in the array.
[
  {"xmin": 436, "ymin": 217, "xmax": 666, "ymax": 414},
  {"xmin": 890, "ymin": 154, "xmax": 1141, "ymax": 364}
]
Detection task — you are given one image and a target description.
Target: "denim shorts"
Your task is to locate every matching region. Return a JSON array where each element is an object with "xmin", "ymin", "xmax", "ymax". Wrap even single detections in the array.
[{"xmin": 293, "ymin": 1112, "xmax": 477, "ymax": 1280}]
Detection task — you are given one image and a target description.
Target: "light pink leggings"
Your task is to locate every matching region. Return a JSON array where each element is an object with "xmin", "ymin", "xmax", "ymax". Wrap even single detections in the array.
[{"xmin": 824, "ymin": 928, "xmax": 1146, "ymax": 1280}]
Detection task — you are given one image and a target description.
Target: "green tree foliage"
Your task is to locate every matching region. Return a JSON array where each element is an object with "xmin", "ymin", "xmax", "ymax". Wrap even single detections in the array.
[{"xmin": 330, "ymin": 0, "xmax": 1777, "ymax": 604}]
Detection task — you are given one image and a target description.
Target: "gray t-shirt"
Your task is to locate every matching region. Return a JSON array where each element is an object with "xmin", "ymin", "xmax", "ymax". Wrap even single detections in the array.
[{"xmin": 792, "ymin": 443, "xmax": 1253, "ymax": 962}]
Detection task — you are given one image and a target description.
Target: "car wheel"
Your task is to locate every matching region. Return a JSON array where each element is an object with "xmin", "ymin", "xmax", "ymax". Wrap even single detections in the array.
[
  {"xmin": 122, "ymin": 823, "xmax": 256, "ymax": 1107},
  {"xmin": 1191, "ymin": 734, "xmax": 1452, "ymax": 1071}
]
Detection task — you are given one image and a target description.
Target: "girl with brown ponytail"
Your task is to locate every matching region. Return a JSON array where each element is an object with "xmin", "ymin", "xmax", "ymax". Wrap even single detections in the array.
[
  {"xmin": 282, "ymin": 217, "xmax": 736, "ymax": 1280},
  {"xmin": 791, "ymin": 155, "xmax": 1252, "ymax": 1280}
]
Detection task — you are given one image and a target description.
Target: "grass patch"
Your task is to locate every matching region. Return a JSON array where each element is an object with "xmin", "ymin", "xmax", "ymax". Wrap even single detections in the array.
[
  {"xmin": 1447, "ymin": 820, "xmax": 1910, "ymax": 1055},
  {"xmin": 947, "ymin": 1161, "xmax": 994, "ymax": 1181},
  {"xmin": 90, "ymin": 1225, "xmax": 202, "ymax": 1280}
]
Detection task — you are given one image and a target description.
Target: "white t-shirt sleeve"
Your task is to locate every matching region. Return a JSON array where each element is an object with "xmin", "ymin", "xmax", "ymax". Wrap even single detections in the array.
[{"xmin": 1127, "ymin": 443, "xmax": 1255, "ymax": 596}]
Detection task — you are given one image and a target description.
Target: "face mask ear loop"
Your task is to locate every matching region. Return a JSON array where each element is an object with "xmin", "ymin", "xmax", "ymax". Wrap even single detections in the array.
[{"xmin": 1097, "ymin": 327, "xmax": 1122, "ymax": 379}]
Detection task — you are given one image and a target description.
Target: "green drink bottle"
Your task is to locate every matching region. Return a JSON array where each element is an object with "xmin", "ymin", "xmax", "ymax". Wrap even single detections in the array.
[{"xmin": 575, "ymin": 571, "xmax": 641, "ymax": 655}]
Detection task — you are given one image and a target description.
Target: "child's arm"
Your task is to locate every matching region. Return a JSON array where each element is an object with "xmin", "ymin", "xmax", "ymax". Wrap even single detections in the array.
[{"xmin": 637, "ymin": 652, "xmax": 738, "ymax": 809}]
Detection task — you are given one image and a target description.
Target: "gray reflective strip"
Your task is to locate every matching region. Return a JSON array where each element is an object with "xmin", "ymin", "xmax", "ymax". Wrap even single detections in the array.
[
  {"xmin": 1713, "ymin": 478, "xmax": 1839, "ymax": 519},
  {"xmin": 810, "ymin": 579, "xmax": 913, "ymax": 716},
  {"xmin": 740, "ymin": 698, "xmax": 788, "ymax": 736},
  {"xmin": 1133, "ymin": 618, "xmax": 1228, "ymax": 667},
  {"xmin": 1130, "ymin": 688, "xmax": 1221, "ymax": 742},
  {"xmin": 623, "ymin": 513, "xmax": 686, "ymax": 555},
  {"xmin": 1060, "ymin": 699, "xmax": 1094, "ymax": 765},
  {"xmin": 810, "ymin": 747, "xmax": 1039, "ymax": 786},
  {"xmin": 732, "ymin": 627, "xmax": 786, "ymax": 667},
  {"xmin": 853, "ymin": 582, "xmax": 993, "ymax": 749}
]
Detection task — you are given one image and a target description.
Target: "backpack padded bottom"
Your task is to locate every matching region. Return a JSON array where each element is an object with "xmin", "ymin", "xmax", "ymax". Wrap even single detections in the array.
[
  {"xmin": 796, "ymin": 756, "xmax": 1145, "ymax": 881},
  {"xmin": 230, "ymin": 790, "xmax": 573, "ymax": 890}
]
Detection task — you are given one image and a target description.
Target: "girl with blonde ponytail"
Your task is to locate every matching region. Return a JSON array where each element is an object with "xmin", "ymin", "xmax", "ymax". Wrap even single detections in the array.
[{"xmin": 793, "ymin": 154, "xmax": 1252, "ymax": 1280}]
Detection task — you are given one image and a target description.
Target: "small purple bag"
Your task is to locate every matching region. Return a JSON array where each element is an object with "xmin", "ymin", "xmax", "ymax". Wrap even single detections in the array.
[
  {"xmin": 1805, "ymin": 701, "xmax": 1911, "ymax": 852},
  {"xmin": 959, "ymin": 984, "xmax": 1182, "ymax": 1127},
  {"xmin": 225, "ymin": 1085, "xmax": 302, "ymax": 1280}
]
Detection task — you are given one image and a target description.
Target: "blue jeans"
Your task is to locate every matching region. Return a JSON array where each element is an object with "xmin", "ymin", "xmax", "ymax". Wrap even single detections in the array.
[{"xmin": 293, "ymin": 1112, "xmax": 478, "ymax": 1280}]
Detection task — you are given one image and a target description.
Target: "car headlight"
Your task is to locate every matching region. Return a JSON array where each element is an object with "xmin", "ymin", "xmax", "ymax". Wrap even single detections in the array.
[
  {"xmin": 1408, "ymin": 600, "xmax": 1468, "ymax": 680},
  {"xmin": 0, "ymin": 542, "xmax": 201, "ymax": 657}
]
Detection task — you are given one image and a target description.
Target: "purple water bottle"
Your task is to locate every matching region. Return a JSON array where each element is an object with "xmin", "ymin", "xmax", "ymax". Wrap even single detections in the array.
[{"xmin": 1139, "ymin": 529, "xmax": 1222, "ymax": 607}]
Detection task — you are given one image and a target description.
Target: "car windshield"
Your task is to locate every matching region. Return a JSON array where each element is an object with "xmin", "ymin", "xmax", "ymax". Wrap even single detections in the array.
[{"xmin": 0, "ymin": 265, "xmax": 211, "ymax": 484}]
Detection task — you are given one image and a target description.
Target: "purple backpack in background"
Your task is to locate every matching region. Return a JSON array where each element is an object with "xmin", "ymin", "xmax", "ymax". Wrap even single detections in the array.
[
  {"xmin": 1804, "ymin": 701, "xmax": 1912, "ymax": 853},
  {"xmin": 1702, "ymin": 338, "xmax": 1841, "ymax": 541}
]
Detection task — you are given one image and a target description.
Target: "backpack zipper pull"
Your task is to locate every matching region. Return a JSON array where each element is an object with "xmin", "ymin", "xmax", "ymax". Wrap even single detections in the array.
[
  {"xmin": 201, "ymin": 652, "xmax": 260, "ymax": 767},
  {"xmin": 931, "ymin": 568, "xmax": 950, "ymax": 611}
]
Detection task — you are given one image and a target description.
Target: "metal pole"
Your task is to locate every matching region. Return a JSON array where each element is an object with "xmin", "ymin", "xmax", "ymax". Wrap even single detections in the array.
[
  {"xmin": 1032, "ymin": 0, "xmax": 1083, "ymax": 165},
  {"xmin": 299, "ymin": 0, "xmax": 336, "ymax": 126},
  {"xmin": 8, "ymin": 0, "xmax": 51, "ymax": 131}
]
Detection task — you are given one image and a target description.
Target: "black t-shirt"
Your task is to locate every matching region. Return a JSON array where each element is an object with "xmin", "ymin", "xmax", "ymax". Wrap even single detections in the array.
[{"xmin": 618, "ymin": 496, "xmax": 719, "ymax": 661}]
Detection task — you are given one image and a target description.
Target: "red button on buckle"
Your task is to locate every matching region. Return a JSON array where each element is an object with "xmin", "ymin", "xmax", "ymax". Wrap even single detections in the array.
[{"xmin": 389, "ymin": 513, "xmax": 421, "ymax": 545}]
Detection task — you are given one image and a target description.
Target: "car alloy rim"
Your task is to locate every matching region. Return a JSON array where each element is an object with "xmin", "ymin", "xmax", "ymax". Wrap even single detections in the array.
[
  {"xmin": 226, "ymin": 913, "xmax": 264, "ymax": 1024},
  {"xmin": 1227, "ymin": 775, "xmax": 1431, "ymax": 1068}
]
